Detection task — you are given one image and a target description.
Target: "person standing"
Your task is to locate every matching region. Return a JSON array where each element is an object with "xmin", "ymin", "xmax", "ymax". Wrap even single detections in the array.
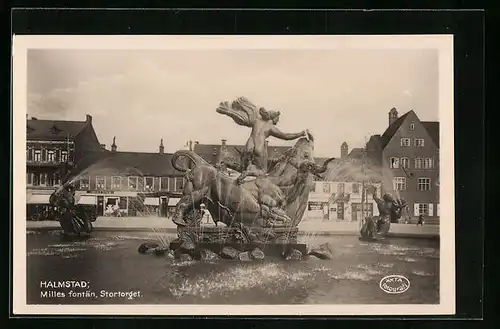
[{"xmin": 416, "ymin": 214, "xmax": 424, "ymax": 226}]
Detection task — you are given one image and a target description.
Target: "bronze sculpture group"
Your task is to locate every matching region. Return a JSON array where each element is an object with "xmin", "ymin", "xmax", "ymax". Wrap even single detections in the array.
[{"xmin": 168, "ymin": 97, "xmax": 334, "ymax": 254}]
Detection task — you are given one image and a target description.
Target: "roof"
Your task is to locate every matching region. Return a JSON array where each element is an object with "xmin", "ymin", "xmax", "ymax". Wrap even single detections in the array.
[
  {"xmin": 421, "ymin": 121, "xmax": 440, "ymax": 148},
  {"xmin": 348, "ymin": 148, "xmax": 365, "ymax": 159},
  {"xmin": 193, "ymin": 143, "xmax": 293, "ymax": 164},
  {"xmin": 380, "ymin": 111, "xmax": 412, "ymax": 148},
  {"xmin": 27, "ymin": 119, "xmax": 88, "ymax": 141},
  {"xmin": 74, "ymin": 150, "xmax": 184, "ymax": 177}
]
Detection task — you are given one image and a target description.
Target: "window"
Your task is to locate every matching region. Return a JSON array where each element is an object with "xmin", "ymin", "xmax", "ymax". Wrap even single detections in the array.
[
  {"xmin": 175, "ymin": 177, "xmax": 184, "ymax": 191},
  {"xmin": 144, "ymin": 177, "xmax": 154, "ymax": 191},
  {"xmin": 352, "ymin": 183, "xmax": 360, "ymax": 194},
  {"xmin": 27, "ymin": 148, "xmax": 34, "ymax": 161},
  {"xmin": 160, "ymin": 177, "xmax": 169, "ymax": 190},
  {"xmin": 400, "ymin": 157, "xmax": 409, "ymax": 168},
  {"xmin": 80, "ymin": 177, "xmax": 90, "ymax": 189},
  {"xmin": 111, "ymin": 176, "xmax": 121, "ymax": 189},
  {"xmin": 417, "ymin": 178, "xmax": 431, "ymax": 191},
  {"xmin": 119, "ymin": 197, "xmax": 127, "ymax": 209},
  {"xmin": 415, "ymin": 138, "xmax": 425, "ymax": 147},
  {"xmin": 47, "ymin": 150, "xmax": 55, "ymax": 162},
  {"xmin": 322, "ymin": 183, "xmax": 330, "ymax": 194},
  {"xmin": 389, "ymin": 157, "xmax": 399, "ymax": 169},
  {"xmin": 414, "ymin": 158, "xmax": 423, "ymax": 169},
  {"xmin": 27, "ymin": 172, "xmax": 32, "ymax": 185},
  {"xmin": 40, "ymin": 173, "xmax": 46, "ymax": 185},
  {"xmin": 60, "ymin": 150, "xmax": 68, "ymax": 163},
  {"xmin": 424, "ymin": 157, "xmax": 434, "ymax": 169},
  {"xmin": 410, "ymin": 123, "xmax": 415, "ymax": 130},
  {"xmin": 169, "ymin": 177, "xmax": 176, "ymax": 191},
  {"xmin": 393, "ymin": 177, "xmax": 407, "ymax": 191},
  {"xmin": 41, "ymin": 149, "xmax": 47, "ymax": 162},
  {"xmin": 96, "ymin": 176, "xmax": 105, "ymax": 189},
  {"xmin": 128, "ymin": 176, "xmax": 138, "ymax": 190},
  {"xmin": 33, "ymin": 173, "xmax": 40, "ymax": 186},
  {"xmin": 47, "ymin": 173, "xmax": 53, "ymax": 187},
  {"xmin": 418, "ymin": 203, "xmax": 429, "ymax": 216},
  {"xmin": 337, "ymin": 183, "xmax": 345, "ymax": 194},
  {"xmin": 54, "ymin": 173, "xmax": 61, "ymax": 186},
  {"xmin": 400, "ymin": 138, "xmax": 411, "ymax": 147},
  {"xmin": 34, "ymin": 150, "xmax": 41, "ymax": 162}
]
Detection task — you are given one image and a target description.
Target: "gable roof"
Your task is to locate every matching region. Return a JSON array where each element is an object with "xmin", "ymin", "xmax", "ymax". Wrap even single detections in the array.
[
  {"xmin": 380, "ymin": 111, "xmax": 412, "ymax": 148},
  {"xmin": 27, "ymin": 119, "xmax": 88, "ymax": 141},
  {"xmin": 74, "ymin": 150, "xmax": 184, "ymax": 177},
  {"xmin": 421, "ymin": 121, "xmax": 440, "ymax": 148},
  {"xmin": 348, "ymin": 148, "xmax": 365, "ymax": 159}
]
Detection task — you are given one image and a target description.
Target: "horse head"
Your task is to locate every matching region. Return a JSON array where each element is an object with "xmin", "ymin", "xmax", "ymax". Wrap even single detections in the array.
[{"xmin": 266, "ymin": 137, "xmax": 335, "ymax": 227}]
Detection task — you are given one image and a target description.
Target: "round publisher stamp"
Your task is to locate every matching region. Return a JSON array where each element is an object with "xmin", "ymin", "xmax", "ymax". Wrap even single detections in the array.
[{"xmin": 379, "ymin": 275, "xmax": 410, "ymax": 294}]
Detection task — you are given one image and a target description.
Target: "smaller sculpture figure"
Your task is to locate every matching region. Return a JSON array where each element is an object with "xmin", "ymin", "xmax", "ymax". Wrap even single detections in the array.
[
  {"xmin": 360, "ymin": 185, "xmax": 407, "ymax": 238},
  {"xmin": 49, "ymin": 183, "xmax": 94, "ymax": 236},
  {"xmin": 217, "ymin": 97, "xmax": 310, "ymax": 184}
]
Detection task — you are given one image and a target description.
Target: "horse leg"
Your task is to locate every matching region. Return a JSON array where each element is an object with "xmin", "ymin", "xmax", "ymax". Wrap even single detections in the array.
[
  {"xmin": 172, "ymin": 186, "xmax": 209, "ymax": 226},
  {"xmin": 260, "ymin": 204, "xmax": 291, "ymax": 226}
]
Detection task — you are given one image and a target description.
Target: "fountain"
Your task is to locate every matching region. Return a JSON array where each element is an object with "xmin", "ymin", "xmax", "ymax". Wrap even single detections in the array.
[{"xmin": 140, "ymin": 97, "xmax": 335, "ymax": 261}]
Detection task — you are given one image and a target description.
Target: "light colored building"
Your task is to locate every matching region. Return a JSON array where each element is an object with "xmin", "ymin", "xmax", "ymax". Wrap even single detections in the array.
[{"xmin": 306, "ymin": 180, "xmax": 381, "ymax": 222}]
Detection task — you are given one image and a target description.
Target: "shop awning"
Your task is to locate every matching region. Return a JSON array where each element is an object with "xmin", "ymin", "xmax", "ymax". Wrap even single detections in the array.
[
  {"xmin": 77, "ymin": 195, "xmax": 97, "ymax": 205},
  {"xmin": 27, "ymin": 194, "xmax": 51, "ymax": 205},
  {"xmin": 168, "ymin": 198, "xmax": 180, "ymax": 206},
  {"xmin": 144, "ymin": 197, "xmax": 160, "ymax": 206}
]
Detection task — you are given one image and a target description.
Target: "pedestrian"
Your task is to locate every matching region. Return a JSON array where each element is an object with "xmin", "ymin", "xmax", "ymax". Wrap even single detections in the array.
[{"xmin": 416, "ymin": 214, "xmax": 424, "ymax": 226}]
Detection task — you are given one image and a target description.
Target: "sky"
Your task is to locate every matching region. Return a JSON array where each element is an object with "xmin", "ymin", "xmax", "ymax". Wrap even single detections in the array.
[{"xmin": 27, "ymin": 48, "xmax": 439, "ymax": 158}]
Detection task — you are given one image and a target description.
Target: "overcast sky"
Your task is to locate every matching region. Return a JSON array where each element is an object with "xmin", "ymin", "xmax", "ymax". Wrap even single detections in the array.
[{"xmin": 27, "ymin": 48, "xmax": 439, "ymax": 157}]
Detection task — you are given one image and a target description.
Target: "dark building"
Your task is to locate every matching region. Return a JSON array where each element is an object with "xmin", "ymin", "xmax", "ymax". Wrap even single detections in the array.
[
  {"xmin": 71, "ymin": 138, "xmax": 185, "ymax": 217},
  {"xmin": 365, "ymin": 108, "xmax": 440, "ymax": 221},
  {"xmin": 26, "ymin": 115, "xmax": 102, "ymax": 218}
]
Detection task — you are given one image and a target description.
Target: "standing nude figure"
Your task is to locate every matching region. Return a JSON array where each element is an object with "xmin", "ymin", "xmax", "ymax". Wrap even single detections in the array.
[{"xmin": 216, "ymin": 97, "xmax": 310, "ymax": 183}]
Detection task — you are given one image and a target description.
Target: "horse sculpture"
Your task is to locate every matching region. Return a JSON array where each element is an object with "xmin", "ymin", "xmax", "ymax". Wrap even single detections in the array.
[{"xmin": 171, "ymin": 137, "xmax": 334, "ymax": 230}]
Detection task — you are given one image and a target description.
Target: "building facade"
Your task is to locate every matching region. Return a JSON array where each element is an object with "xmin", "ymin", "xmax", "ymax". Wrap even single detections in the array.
[
  {"xmin": 306, "ymin": 180, "xmax": 381, "ymax": 222},
  {"xmin": 366, "ymin": 108, "xmax": 440, "ymax": 221},
  {"xmin": 72, "ymin": 138, "xmax": 185, "ymax": 217},
  {"xmin": 26, "ymin": 115, "xmax": 103, "ymax": 218}
]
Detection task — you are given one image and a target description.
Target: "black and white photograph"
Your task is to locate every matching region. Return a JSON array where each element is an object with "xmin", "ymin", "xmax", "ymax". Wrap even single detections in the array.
[{"xmin": 12, "ymin": 35, "xmax": 455, "ymax": 316}]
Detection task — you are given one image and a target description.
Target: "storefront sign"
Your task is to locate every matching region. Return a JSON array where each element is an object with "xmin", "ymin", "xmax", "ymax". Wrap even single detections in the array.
[{"xmin": 308, "ymin": 201, "xmax": 325, "ymax": 211}]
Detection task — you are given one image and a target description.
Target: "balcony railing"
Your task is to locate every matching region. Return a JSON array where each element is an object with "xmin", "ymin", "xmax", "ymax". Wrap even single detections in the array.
[{"xmin": 27, "ymin": 159, "xmax": 74, "ymax": 166}]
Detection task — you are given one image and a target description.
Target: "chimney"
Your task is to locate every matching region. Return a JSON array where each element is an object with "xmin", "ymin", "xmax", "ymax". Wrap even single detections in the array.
[
  {"xmin": 189, "ymin": 140, "xmax": 193, "ymax": 151},
  {"xmin": 159, "ymin": 138, "xmax": 164, "ymax": 154},
  {"xmin": 111, "ymin": 136, "xmax": 117, "ymax": 152},
  {"xmin": 195, "ymin": 141, "xmax": 199, "ymax": 145},
  {"xmin": 31, "ymin": 117, "xmax": 38, "ymax": 120},
  {"xmin": 341, "ymin": 142, "xmax": 348, "ymax": 159},
  {"xmin": 221, "ymin": 139, "xmax": 227, "ymax": 146},
  {"xmin": 388, "ymin": 107, "xmax": 398, "ymax": 127},
  {"xmin": 86, "ymin": 114, "xmax": 92, "ymax": 123},
  {"xmin": 100, "ymin": 144, "xmax": 106, "ymax": 149}
]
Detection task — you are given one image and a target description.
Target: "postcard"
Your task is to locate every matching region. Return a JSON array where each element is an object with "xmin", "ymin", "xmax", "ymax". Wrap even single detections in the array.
[{"xmin": 12, "ymin": 34, "xmax": 455, "ymax": 316}]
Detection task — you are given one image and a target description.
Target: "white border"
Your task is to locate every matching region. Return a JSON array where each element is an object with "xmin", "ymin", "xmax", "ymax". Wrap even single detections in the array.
[{"xmin": 12, "ymin": 35, "xmax": 455, "ymax": 316}]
